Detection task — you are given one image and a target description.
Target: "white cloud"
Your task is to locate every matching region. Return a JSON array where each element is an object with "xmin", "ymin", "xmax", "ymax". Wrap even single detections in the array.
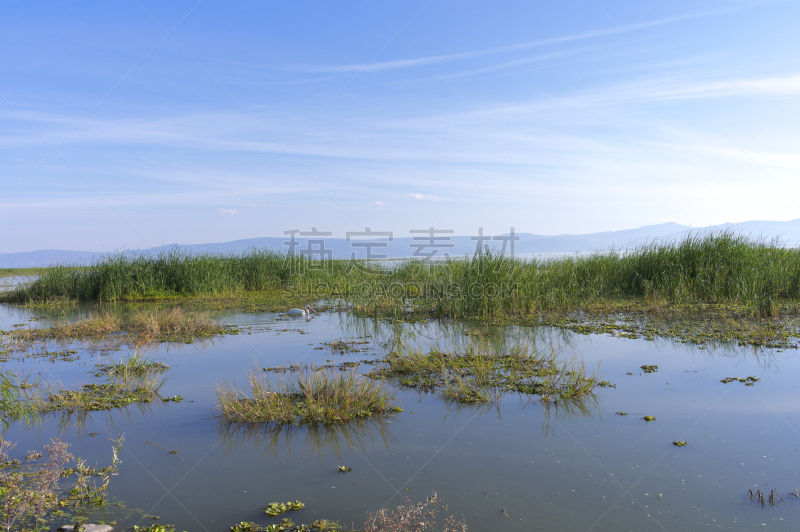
[
  {"xmin": 218, "ymin": 208, "xmax": 239, "ymax": 217},
  {"xmin": 405, "ymin": 193, "xmax": 438, "ymax": 201},
  {"xmin": 374, "ymin": 200, "xmax": 385, "ymax": 206}
]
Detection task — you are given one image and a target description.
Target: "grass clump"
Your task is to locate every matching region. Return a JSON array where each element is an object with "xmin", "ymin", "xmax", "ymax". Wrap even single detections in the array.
[
  {"xmin": 95, "ymin": 350, "xmax": 169, "ymax": 377},
  {"xmin": 216, "ymin": 369, "xmax": 400, "ymax": 426},
  {"xmin": 369, "ymin": 341, "xmax": 603, "ymax": 404}
]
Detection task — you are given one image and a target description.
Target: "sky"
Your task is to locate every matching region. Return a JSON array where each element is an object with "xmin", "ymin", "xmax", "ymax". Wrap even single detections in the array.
[{"xmin": 1, "ymin": 0, "xmax": 799, "ymax": 253}]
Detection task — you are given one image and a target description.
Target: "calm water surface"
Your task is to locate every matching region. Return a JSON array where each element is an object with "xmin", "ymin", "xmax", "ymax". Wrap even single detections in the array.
[{"xmin": 1, "ymin": 302, "xmax": 799, "ymax": 531}]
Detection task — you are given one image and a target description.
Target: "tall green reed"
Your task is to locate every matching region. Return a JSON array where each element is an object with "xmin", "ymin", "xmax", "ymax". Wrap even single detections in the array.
[{"xmin": 8, "ymin": 232, "xmax": 800, "ymax": 317}]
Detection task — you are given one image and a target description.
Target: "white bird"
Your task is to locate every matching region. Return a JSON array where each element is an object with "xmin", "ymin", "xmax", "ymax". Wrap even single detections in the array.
[{"xmin": 287, "ymin": 304, "xmax": 317, "ymax": 316}]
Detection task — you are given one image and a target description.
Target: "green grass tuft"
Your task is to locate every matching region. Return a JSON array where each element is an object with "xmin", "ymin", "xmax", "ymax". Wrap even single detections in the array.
[{"xmin": 216, "ymin": 368, "xmax": 400, "ymax": 426}]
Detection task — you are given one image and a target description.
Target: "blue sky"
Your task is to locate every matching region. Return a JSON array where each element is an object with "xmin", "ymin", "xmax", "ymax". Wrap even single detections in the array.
[{"xmin": 1, "ymin": 0, "xmax": 799, "ymax": 252}]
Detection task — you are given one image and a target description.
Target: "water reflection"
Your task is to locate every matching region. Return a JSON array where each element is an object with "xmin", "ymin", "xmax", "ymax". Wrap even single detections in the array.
[
  {"xmin": 218, "ymin": 417, "xmax": 398, "ymax": 461},
  {"xmin": 539, "ymin": 395, "xmax": 600, "ymax": 436},
  {"xmin": 50, "ymin": 400, "xmax": 164, "ymax": 436},
  {"xmin": 437, "ymin": 391, "xmax": 602, "ymax": 438},
  {"xmin": 334, "ymin": 312, "xmax": 579, "ymax": 358}
]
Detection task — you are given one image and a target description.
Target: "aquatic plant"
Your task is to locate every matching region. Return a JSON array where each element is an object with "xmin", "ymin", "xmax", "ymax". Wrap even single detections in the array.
[
  {"xmin": 95, "ymin": 350, "xmax": 169, "ymax": 378},
  {"xmin": 5, "ymin": 307, "xmax": 233, "ymax": 346},
  {"xmin": 0, "ymin": 437, "xmax": 72, "ymax": 531},
  {"xmin": 132, "ymin": 525, "xmax": 175, "ymax": 532},
  {"xmin": 265, "ymin": 500, "xmax": 304, "ymax": 517},
  {"xmin": 31, "ymin": 376, "xmax": 164, "ymax": 414},
  {"xmin": 370, "ymin": 341, "xmax": 602, "ymax": 404},
  {"xmin": 748, "ymin": 488, "xmax": 784, "ymax": 507},
  {"xmin": 720, "ymin": 376, "xmax": 761, "ymax": 385},
  {"xmin": 0, "ymin": 435, "xmax": 123, "ymax": 531},
  {"xmin": 7, "ymin": 233, "xmax": 800, "ymax": 320},
  {"xmin": 0, "ymin": 371, "xmax": 39, "ymax": 428},
  {"xmin": 215, "ymin": 369, "xmax": 400, "ymax": 426}
]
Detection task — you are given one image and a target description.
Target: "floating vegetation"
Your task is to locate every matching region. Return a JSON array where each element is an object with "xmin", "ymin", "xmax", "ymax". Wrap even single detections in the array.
[
  {"xmin": 640, "ymin": 365, "xmax": 658, "ymax": 373},
  {"xmin": 231, "ymin": 523, "xmax": 263, "ymax": 532},
  {"xmin": 215, "ymin": 369, "xmax": 400, "ymax": 426},
  {"xmin": 265, "ymin": 500, "xmax": 305, "ymax": 517},
  {"xmin": 32, "ymin": 377, "xmax": 164, "ymax": 414},
  {"xmin": 369, "ymin": 341, "xmax": 603, "ymax": 405},
  {"xmin": 537, "ymin": 308, "xmax": 800, "ymax": 350},
  {"xmin": 323, "ymin": 338, "xmax": 371, "ymax": 355},
  {"xmin": 720, "ymin": 376, "xmax": 762, "ymax": 386},
  {"xmin": 337, "ymin": 465, "xmax": 352, "ymax": 473},
  {"xmin": 229, "ymin": 517, "xmax": 345, "ymax": 531},
  {"xmin": 672, "ymin": 440, "xmax": 687, "ymax": 447},
  {"xmin": 748, "ymin": 488, "xmax": 784, "ymax": 508},
  {"xmin": 24, "ymin": 349, "xmax": 80, "ymax": 363},
  {"xmin": 133, "ymin": 525, "xmax": 175, "ymax": 532},
  {"xmin": 615, "ymin": 411, "xmax": 628, "ymax": 416},
  {"xmin": 643, "ymin": 415, "xmax": 656, "ymax": 422},
  {"xmin": 262, "ymin": 362, "xmax": 362, "ymax": 374},
  {"xmin": 162, "ymin": 395, "xmax": 183, "ymax": 403}
]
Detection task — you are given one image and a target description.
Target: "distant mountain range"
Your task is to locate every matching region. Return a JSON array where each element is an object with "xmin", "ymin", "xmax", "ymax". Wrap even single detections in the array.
[{"xmin": 3, "ymin": 219, "xmax": 800, "ymax": 268}]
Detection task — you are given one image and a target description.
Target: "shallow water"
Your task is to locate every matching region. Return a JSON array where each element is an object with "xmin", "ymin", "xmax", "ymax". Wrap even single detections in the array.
[{"xmin": 2, "ymin": 303, "xmax": 799, "ymax": 531}]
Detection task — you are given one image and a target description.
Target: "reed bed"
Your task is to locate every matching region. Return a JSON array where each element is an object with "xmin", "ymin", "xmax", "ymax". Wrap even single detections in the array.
[
  {"xmin": 6, "ymin": 233, "xmax": 800, "ymax": 318},
  {"xmin": 8, "ymin": 307, "xmax": 227, "ymax": 343},
  {"xmin": 216, "ymin": 368, "xmax": 400, "ymax": 426}
]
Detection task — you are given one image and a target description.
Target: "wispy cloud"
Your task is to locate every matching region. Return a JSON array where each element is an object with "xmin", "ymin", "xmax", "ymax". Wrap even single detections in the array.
[
  {"xmin": 294, "ymin": 5, "xmax": 748, "ymax": 74},
  {"xmin": 218, "ymin": 208, "xmax": 239, "ymax": 217},
  {"xmin": 406, "ymin": 193, "xmax": 438, "ymax": 201}
]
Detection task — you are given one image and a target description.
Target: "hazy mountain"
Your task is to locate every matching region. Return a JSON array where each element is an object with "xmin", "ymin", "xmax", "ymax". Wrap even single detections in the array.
[{"xmin": 2, "ymin": 219, "xmax": 799, "ymax": 268}]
